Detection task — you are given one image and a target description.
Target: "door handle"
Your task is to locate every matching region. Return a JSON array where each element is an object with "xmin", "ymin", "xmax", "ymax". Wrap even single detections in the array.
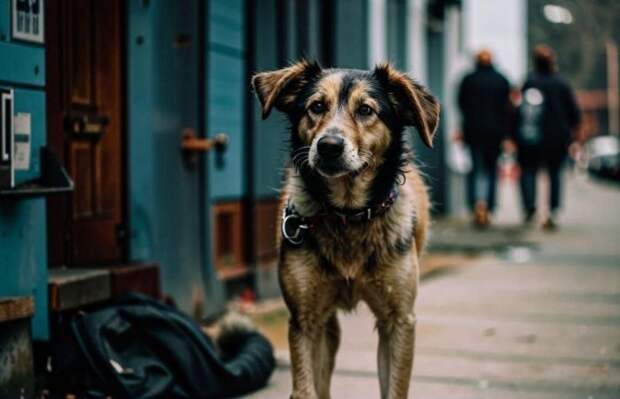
[{"xmin": 181, "ymin": 129, "xmax": 228, "ymax": 152}]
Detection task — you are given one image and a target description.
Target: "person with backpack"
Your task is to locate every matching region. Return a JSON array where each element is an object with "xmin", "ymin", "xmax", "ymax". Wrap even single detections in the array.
[
  {"xmin": 457, "ymin": 50, "xmax": 512, "ymax": 227},
  {"xmin": 515, "ymin": 45, "xmax": 581, "ymax": 229}
]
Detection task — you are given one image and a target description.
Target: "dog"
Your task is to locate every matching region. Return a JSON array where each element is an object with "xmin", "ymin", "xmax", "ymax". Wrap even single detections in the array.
[{"xmin": 252, "ymin": 60, "xmax": 439, "ymax": 399}]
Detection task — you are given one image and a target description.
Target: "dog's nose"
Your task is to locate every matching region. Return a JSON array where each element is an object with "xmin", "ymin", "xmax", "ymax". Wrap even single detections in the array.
[{"xmin": 317, "ymin": 135, "xmax": 344, "ymax": 159}]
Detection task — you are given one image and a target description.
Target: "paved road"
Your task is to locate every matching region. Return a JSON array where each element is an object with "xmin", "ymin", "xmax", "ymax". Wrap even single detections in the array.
[{"xmin": 249, "ymin": 174, "xmax": 620, "ymax": 398}]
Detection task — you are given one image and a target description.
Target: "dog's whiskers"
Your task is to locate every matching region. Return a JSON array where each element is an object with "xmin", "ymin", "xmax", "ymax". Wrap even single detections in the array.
[
  {"xmin": 291, "ymin": 152, "xmax": 310, "ymax": 172},
  {"xmin": 291, "ymin": 147, "xmax": 311, "ymax": 167},
  {"xmin": 291, "ymin": 146, "xmax": 311, "ymax": 158},
  {"xmin": 358, "ymin": 149, "xmax": 377, "ymax": 172}
]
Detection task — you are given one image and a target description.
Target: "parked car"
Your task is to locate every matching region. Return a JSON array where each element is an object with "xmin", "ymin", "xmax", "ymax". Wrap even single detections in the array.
[{"xmin": 585, "ymin": 135, "xmax": 620, "ymax": 182}]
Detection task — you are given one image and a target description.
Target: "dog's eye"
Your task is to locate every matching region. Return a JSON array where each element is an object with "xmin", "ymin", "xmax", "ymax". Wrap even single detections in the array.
[
  {"xmin": 309, "ymin": 101, "xmax": 327, "ymax": 115},
  {"xmin": 357, "ymin": 104, "xmax": 374, "ymax": 117}
]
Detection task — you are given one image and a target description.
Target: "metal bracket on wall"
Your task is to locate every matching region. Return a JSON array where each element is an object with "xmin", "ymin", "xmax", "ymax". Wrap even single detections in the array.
[{"xmin": 0, "ymin": 146, "xmax": 73, "ymax": 198}]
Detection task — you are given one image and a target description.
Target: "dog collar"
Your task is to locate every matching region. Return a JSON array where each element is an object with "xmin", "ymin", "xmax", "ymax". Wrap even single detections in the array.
[
  {"xmin": 282, "ymin": 186, "xmax": 400, "ymax": 247},
  {"xmin": 324, "ymin": 186, "xmax": 400, "ymax": 225}
]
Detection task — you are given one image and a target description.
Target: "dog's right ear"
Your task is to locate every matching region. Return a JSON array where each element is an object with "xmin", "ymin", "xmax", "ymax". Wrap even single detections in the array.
[{"xmin": 252, "ymin": 60, "xmax": 321, "ymax": 119}]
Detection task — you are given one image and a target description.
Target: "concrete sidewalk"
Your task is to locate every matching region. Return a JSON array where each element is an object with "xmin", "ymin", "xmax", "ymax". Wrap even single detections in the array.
[{"xmin": 248, "ymin": 175, "xmax": 620, "ymax": 398}]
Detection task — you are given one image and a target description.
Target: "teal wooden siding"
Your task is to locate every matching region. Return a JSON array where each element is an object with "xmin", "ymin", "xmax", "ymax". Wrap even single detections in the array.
[
  {"xmin": 127, "ymin": 0, "xmax": 155, "ymax": 262},
  {"xmin": 387, "ymin": 0, "xmax": 407, "ymax": 70},
  {"xmin": 0, "ymin": 42, "xmax": 45, "ymax": 87},
  {"xmin": 0, "ymin": 0, "xmax": 8, "ymax": 39},
  {"xmin": 209, "ymin": 0, "xmax": 244, "ymax": 51},
  {"xmin": 207, "ymin": 0, "xmax": 246, "ymax": 201},
  {"xmin": 127, "ymin": 0, "xmax": 224, "ymax": 317},
  {"xmin": 334, "ymin": 0, "xmax": 368, "ymax": 68},
  {"xmin": 252, "ymin": 0, "xmax": 287, "ymax": 199},
  {"xmin": 0, "ymin": 199, "xmax": 48, "ymax": 340},
  {"xmin": 0, "ymin": 0, "xmax": 48, "ymax": 340}
]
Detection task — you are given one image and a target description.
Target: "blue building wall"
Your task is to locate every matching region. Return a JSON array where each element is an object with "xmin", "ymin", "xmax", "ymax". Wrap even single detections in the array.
[
  {"xmin": 208, "ymin": 0, "xmax": 246, "ymax": 201},
  {"xmin": 126, "ymin": 0, "xmax": 155, "ymax": 263},
  {"xmin": 252, "ymin": 0, "xmax": 288, "ymax": 199},
  {"xmin": 127, "ymin": 0, "xmax": 226, "ymax": 317},
  {"xmin": 0, "ymin": 0, "xmax": 48, "ymax": 340}
]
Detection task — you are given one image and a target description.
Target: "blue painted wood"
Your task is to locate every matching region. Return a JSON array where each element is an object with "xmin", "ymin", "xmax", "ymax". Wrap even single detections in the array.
[
  {"xmin": 0, "ymin": 3, "xmax": 49, "ymax": 340},
  {"xmin": 207, "ymin": 0, "xmax": 246, "ymax": 201},
  {"xmin": 252, "ymin": 0, "xmax": 287, "ymax": 199},
  {"xmin": 127, "ymin": 0, "xmax": 224, "ymax": 316},
  {"xmin": 0, "ymin": 0, "xmax": 9, "ymax": 40},
  {"xmin": 0, "ymin": 42, "xmax": 45, "ymax": 87},
  {"xmin": 0, "ymin": 198, "xmax": 49, "ymax": 341},
  {"xmin": 209, "ymin": 0, "xmax": 244, "ymax": 52},
  {"xmin": 335, "ymin": 0, "xmax": 368, "ymax": 69},
  {"xmin": 415, "ymin": 27, "xmax": 447, "ymax": 213},
  {"xmin": 207, "ymin": 51, "xmax": 245, "ymax": 200},
  {"xmin": 127, "ymin": 0, "xmax": 154, "ymax": 263},
  {"xmin": 13, "ymin": 88, "xmax": 45, "ymax": 185}
]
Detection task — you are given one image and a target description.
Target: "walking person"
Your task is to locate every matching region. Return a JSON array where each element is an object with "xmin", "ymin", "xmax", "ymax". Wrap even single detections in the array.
[
  {"xmin": 515, "ymin": 45, "xmax": 580, "ymax": 230},
  {"xmin": 457, "ymin": 50, "xmax": 512, "ymax": 227}
]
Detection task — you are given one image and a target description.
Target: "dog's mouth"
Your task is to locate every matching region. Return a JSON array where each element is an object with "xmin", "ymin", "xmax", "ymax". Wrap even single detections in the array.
[{"xmin": 315, "ymin": 157, "xmax": 351, "ymax": 178}]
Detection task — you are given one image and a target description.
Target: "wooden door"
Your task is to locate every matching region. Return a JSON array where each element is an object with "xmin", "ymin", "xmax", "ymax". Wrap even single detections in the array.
[{"xmin": 46, "ymin": 0, "xmax": 124, "ymax": 266}]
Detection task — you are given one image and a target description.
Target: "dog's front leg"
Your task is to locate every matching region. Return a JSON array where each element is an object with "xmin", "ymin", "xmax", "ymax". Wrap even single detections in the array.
[
  {"xmin": 386, "ymin": 313, "xmax": 416, "ymax": 398},
  {"xmin": 368, "ymin": 255, "xmax": 418, "ymax": 399},
  {"xmin": 376, "ymin": 311, "xmax": 416, "ymax": 399},
  {"xmin": 288, "ymin": 318, "xmax": 320, "ymax": 399},
  {"xmin": 280, "ymin": 249, "xmax": 337, "ymax": 399},
  {"xmin": 377, "ymin": 325, "xmax": 391, "ymax": 399}
]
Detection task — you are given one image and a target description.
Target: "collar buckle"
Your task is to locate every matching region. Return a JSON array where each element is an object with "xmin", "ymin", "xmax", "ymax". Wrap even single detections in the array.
[{"xmin": 282, "ymin": 206, "xmax": 309, "ymax": 246}]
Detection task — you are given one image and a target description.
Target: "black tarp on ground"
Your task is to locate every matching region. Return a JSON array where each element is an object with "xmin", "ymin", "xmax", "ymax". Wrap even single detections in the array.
[{"xmin": 53, "ymin": 293, "xmax": 275, "ymax": 399}]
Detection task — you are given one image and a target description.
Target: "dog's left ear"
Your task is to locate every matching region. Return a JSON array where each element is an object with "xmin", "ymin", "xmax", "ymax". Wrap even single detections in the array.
[{"xmin": 374, "ymin": 64, "xmax": 440, "ymax": 148}]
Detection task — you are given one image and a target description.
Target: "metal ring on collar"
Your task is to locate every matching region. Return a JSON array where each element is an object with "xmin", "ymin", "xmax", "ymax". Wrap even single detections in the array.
[{"xmin": 282, "ymin": 213, "xmax": 308, "ymax": 245}]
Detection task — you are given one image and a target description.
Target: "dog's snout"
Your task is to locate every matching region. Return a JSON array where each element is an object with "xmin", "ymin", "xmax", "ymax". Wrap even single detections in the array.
[{"xmin": 317, "ymin": 135, "xmax": 345, "ymax": 159}]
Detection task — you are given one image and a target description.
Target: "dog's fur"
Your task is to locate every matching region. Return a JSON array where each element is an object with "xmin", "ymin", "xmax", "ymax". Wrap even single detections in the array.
[{"xmin": 252, "ymin": 60, "xmax": 439, "ymax": 399}]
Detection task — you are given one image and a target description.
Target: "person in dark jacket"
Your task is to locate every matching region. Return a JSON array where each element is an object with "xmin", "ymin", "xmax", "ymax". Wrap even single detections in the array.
[
  {"xmin": 458, "ymin": 50, "xmax": 511, "ymax": 227},
  {"xmin": 515, "ymin": 45, "xmax": 580, "ymax": 229}
]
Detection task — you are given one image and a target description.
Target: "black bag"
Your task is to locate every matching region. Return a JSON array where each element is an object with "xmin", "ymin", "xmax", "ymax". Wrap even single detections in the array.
[{"xmin": 53, "ymin": 293, "xmax": 275, "ymax": 399}]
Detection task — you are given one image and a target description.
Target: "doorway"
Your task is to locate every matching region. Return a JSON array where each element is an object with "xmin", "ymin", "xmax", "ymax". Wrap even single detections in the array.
[{"xmin": 45, "ymin": 0, "xmax": 125, "ymax": 267}]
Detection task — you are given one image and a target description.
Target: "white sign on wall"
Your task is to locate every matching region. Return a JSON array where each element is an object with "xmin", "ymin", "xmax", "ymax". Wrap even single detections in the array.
[
  {"xmin": 14, "ymin": 112, "xmax": 31, "ymax": 171},
  {"xmin": 12, "ymin": 0, "xmax": 45, "ymax": 44}
]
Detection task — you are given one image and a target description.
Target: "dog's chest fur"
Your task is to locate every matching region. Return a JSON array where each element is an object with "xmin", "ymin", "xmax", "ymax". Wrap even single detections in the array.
[{"xmin": 284, "ymin": 172, "xmax": 418, "ymax": 302}]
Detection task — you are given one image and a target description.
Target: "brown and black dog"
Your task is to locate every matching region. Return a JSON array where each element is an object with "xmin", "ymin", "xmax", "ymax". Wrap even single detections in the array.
[{"xmin": 252, "ymin": 60, "xmax": 439, "ymax": 399}]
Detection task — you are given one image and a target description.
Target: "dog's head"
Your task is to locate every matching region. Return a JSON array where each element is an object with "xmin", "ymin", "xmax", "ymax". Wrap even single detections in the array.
[{"xmin": 252, "ymin": 60, "xmax": 439, "ymax": 179}]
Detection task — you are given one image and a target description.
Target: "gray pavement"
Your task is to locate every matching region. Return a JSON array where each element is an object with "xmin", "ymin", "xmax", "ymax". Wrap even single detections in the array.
[{"xmin": 249, "ymin": 174, "xmax": 620, "ymax": 398}]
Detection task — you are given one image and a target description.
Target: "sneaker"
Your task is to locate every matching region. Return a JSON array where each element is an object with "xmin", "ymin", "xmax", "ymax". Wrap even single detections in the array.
[
  {"xmin": 473, "ymin": 202, "xmax": 491, "ymax": 228},
  {"xmin": 523, "ymin": 210, "xmax": 536, "ymax": 225}
]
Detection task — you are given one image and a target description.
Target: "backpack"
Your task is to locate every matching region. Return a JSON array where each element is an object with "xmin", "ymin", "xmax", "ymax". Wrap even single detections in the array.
[
  {"xmin": 51, "ymin": 293, "xmax": 275, "ymax": 399},
  {"xmin": 518, "ymin": 87, "xmax": 545, "ymax": 145}
]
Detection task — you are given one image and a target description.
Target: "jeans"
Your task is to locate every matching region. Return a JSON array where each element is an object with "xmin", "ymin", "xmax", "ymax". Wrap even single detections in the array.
[
  {"xmin": 519, "ymin": 146, "xmax": 565, "ymax": 213},
  {"xmin": 467, "ymin": 147, "xmax": 499, "ymax": 212}
]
